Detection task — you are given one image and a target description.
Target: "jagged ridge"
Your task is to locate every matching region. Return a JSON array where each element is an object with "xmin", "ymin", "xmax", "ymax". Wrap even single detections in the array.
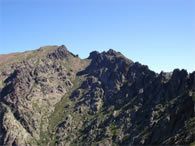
[{"xmin": 0, "ymin": 45, "xmax": 194, "ymax": 146}]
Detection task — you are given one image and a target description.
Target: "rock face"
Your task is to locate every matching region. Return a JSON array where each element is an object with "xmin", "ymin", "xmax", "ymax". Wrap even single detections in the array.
[{"xmin": 0, "ymin": 45, "xmax": 194, "ymax": 146}]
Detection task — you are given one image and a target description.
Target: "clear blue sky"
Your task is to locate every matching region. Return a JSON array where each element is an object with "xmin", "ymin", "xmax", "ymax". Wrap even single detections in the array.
[{"xmin": 0, "ymin": 0, "xmax": 194, "ymax": 73}]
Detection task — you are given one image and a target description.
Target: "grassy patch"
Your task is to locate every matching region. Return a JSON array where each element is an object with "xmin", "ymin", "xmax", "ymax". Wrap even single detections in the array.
[
  {"xmin": 37, "ymin": 117, "xmax": 50, "ymax": 145},
  {"xmin": 192, "ymin": 92, "xmax": 195, "ymax": 102},
  {"xmin": 48, "ymin": 93, "xmax": 73, "ymax": 131},
  {"xmin": 190, "ymin": 141, "xmax": 195, "ymax": 146},
  {"xmin": 1, "ymin": 81, "xmax": 5, "ymax": 88},
  {"xmin": 110, "ymin": 124, "xmax": 119, "ymax": 136},
  {"xmin": 94, "ymin": 138, "xmax": 110, "ymax": 146},
  {"xmin": 32, "ymin": 102, "xmax": 41, "ymax": 113},
  {"xmin": 169, "ymin": 96, "xmax": 178, "ymax": 105},
  {"xmin": 120, "ymin": 95, "xmax": 137, "ymax": 111},
  {"xmin": 139, "ymin": 126, "xmax": 149, "ymax": 137},
  {"xmin": 38, "ymin": 77, "xmax": 83, "ymax": 145}
]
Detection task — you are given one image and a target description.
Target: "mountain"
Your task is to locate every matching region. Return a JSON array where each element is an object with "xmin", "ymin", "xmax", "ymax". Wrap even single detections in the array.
[{"xmin": 0, "ymin": 45, "xmax": 194, "ymax": 146}]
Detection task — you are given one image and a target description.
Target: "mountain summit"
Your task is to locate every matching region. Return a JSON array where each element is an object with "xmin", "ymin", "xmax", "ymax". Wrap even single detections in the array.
[{"xmin": 0, "ymin": 45, "xmax": 194, "ymax": 146}]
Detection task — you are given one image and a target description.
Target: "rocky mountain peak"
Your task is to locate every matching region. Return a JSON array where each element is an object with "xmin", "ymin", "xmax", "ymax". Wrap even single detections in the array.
[
  {"xmin": 88, "ymin": 49, "xmax": 123, "ymax": 59},
  {"xmin": 48, "ymin": 45, "xmax": 70, "ymax": 60},
  {"xmin": 0, "ymin": 45, "xmax": 194, "ymax": 146},
  {"xmin": 105, "ymin": 49, "xmax": 122, "ymax": 56},
  {"xmin": 88, "ymin": 51, "xmax": 100, "ymax": 59}
]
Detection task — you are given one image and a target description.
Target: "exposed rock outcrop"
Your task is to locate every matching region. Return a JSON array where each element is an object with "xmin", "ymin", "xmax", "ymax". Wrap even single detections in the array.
[{"xmin": 0, "ymin": 45, "xmax": 194, "ymax": 146}]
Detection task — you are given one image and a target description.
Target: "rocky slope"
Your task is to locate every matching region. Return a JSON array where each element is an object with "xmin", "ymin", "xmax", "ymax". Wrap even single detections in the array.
[{"xmin": 0, "ymin": 45, "xmax": 194, "ymax": 146}]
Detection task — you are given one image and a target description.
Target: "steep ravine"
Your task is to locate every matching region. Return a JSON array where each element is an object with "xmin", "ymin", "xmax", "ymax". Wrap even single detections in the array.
[{"xmin": 0, "ymin": 45, "xmax": 194, "ymax": 146}]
